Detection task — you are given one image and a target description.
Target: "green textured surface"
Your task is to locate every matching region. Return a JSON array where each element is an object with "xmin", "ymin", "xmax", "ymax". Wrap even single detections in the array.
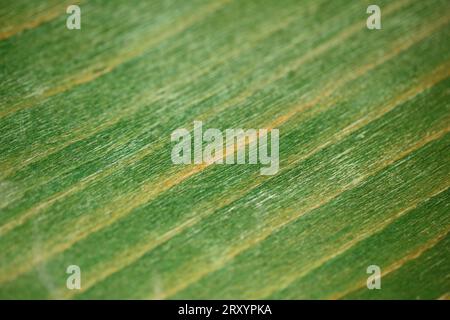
[{"xmin": 0, "ymin": 0, "xmax": 449, "ymax": 299}]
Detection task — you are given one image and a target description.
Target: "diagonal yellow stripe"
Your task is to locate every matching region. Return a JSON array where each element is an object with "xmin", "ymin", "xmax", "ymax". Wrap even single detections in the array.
[
  {"xmin": 0, "ymin": 0, "xmax": 233, "ymax": 119},
  {"xmin": 157, "ymin": 130, "xmax": 450, "ymax": 299},
  {"xmin": 330, "ymin": 227, "xmax": 450, "ymax": 299},
  {"xmin": 256, "ymin": 186, "xmax": 450, "ymax": 299},
  {"xmin": 0, "ymin": 0, "xmax": 443, "ymax": 286},
  {"xmin": 0, "ymin": 0, "xmax": 82, "ymax": 41},
  {"xmin": 62, "ymin": 64, "xmax": 450, "ymax": 298},
  {"xmin": 0, "ymin": 0, "xmax": 428, "ymax": 240}
]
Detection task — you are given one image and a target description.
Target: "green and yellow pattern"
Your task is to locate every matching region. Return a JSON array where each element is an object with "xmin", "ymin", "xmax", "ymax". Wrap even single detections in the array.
[{"xmin": 0, "ymin": 0, "xmax": 449, "ymax": 299}]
